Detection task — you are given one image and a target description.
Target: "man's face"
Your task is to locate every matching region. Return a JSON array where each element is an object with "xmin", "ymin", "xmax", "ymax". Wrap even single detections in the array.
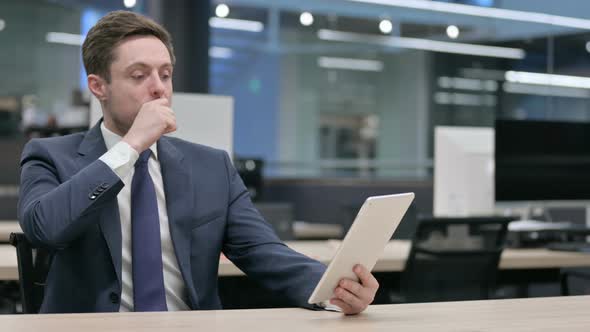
[{"xmin": 101, "ymin": 35, "xmax": 173, "ymax": 135}]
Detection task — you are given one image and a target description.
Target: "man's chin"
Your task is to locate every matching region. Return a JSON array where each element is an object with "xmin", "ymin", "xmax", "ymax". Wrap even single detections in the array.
[{"xmin": 104, "ymin": 118, "xmax": 132, "ymax": 137}]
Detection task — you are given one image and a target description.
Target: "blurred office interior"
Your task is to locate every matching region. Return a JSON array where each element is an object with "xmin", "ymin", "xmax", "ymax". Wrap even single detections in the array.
[
  {"xmin": 3, "ymin": 0, "xmax": 590, "ymax": 311},
  {"xmin": 3, "ymin": 0, "xmax": 590, "ymax": 232}
]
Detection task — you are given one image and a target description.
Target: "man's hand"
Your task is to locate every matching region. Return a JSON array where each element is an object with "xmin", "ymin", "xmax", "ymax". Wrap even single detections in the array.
[
  {"xmin": 330, "ymin": 264, "xmax": 379, "ymax": 315},
  {"xmin": 122, "ymin": 98, "xmax": 176, "ymax": 153}
]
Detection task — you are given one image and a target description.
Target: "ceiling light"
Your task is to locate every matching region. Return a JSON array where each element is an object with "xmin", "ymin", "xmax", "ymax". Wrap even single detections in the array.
[
  {"xmin": 505, "ymin": 71, "xmax": 590, "ymax": 89},
  {"xmin": 438, "ymin": 76, "xmax": 452, "ymax": 89},
  {"xmin": 379, "ymin": 19, "xmax": 393, "ymax": 34},
  {"xmin": 434, "ymin": 92, "xmax": 496, "ymax": 107},
  {"xmin": 46, "ymin": 32, "xmax": 85, "ymax": 46},
  {"xmin": 209, "ymin": 46, "xmax": 233, "ymax": 59},
  {"xmin": 0, "ymin": 19, "xmax": 5, "ymax": 32},
  {"xmin": 318, "ymin": 29, "xmax": 525, "ymax": 60},
  {"xmin": 446, "ymin": 25, "xmax": 459, "ymax": 39},
  {"xmin": 586, "ymin": 41, "xmax": 590, "ymax": 53},
  {"xmin": 345, "ymin": 0, "xmax": 590, "ymax": 30},
  {"xmin": 209, "ymin": 17, "xmax": 264, "ymax": 32},
  {"xmin": 317, "ymin": 56, "xmax": 384, "ymax": 72},
  {"xmin": 123, "ymin": 0, "xmax": 136, "ymax": 9},
  {"xmin": 300, "ymin": 12, "xmax": 314, "ymax": 26},
  {"xmin": 215, "ymin": 4, "xmax": 230, "ymax": 18},
  {"xmin": 437, "ymin": 76, "xmax": 497, "ymax": 91}
]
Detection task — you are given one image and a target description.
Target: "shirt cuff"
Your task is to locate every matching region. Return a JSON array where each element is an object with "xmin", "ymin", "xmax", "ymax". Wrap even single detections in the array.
[{"xmin": 99, "ymin": 141, "xmax": 139, "ymax": 180}]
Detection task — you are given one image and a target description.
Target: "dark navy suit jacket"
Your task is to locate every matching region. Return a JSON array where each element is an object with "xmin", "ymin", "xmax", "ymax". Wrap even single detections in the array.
[{"xmin": 18, "ymin": 123, "xmax": 326, "ymax": 313}]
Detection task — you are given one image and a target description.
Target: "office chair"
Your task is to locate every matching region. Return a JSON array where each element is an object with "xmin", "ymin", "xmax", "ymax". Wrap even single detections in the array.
[
  {"xmin": 9, "ymin": 232, "xmax": 53, "ymax": 313},
  {"xmin": 397, "ymin": 216, "xmax": 512, "ymax": 303},
  {"xmin": 254, "ymin": 202, "xmax": 295, "ymax": 240}
]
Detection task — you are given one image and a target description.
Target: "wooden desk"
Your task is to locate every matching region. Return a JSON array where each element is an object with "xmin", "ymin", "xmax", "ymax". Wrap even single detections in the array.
[
  {"xmin": 0, "ymin": 245, "xmax": 17, "ymax": 280},
  {"xmin": 1, "ymin": 296, "xmax": 589, "ymax": 331},
  {"xmin": 219, "ymin": 240, "xmax": 590, "ymax": 276},
  {"xmin": 0, "ymin": 221, "xmax": 20, "ymax": 281},
  {"xmin": 0, "ymin": 221, "xmax": 20, "ymax": 243},
  {"xmin": 2, "ymin": 239, "xmax": 590, "ymax": 280},
  {"xmin": 292, "ymin": 221, "xmax": 343, "ymax": 239},
  {"xmin": 0, "ymin": 220, "xmax": 344, "ymax": 243}
]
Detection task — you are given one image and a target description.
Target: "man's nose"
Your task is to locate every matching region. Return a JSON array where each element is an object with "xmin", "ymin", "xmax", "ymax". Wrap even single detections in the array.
[{"xmin": 149, "ymin": 74, "xmax": 166, "ymax": 98}]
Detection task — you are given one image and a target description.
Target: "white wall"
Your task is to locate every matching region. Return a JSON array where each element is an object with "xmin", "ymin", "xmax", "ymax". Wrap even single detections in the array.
[{"xmin": 90, "ymin": 93, "xmax": 234, "ymax": 156}]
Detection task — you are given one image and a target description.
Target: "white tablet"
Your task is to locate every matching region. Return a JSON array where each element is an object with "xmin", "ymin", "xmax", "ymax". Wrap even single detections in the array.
[{"xmin": 308, "ymin": 192, "xmax": 415, "ymax": 304}]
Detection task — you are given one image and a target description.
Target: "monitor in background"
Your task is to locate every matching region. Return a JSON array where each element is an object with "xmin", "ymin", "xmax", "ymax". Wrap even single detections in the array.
[
  {"xmin": 495, "ymin": 119, "xmax": 590, "ymax": 203},
  {"xmin": 433, "ymin": 126, "xmax": 495, "ymax": 217}
]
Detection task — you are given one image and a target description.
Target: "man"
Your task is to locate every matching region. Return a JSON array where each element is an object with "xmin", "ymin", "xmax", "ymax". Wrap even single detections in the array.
[{"xmin": 18, "ymin": 10, "xmax": 378, "ymax": 314}]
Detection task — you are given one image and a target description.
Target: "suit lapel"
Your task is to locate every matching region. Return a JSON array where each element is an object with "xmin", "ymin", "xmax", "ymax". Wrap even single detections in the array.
[
  {"xmin": 76, "ymin": 126, "xmax": 198, "ymax": 305},
  {"xmin": 76, "ymin": 122, "xmax": 123, "ymax": 286},
  {"xmin": 158, "ymin": 137, "xmax": 199, "ymax": 309}
]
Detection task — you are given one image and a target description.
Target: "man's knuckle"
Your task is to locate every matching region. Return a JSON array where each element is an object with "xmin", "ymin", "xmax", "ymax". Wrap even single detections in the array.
[{"xmin": 355, "ymin": 283, "xmax": 363, "ymax": 293}]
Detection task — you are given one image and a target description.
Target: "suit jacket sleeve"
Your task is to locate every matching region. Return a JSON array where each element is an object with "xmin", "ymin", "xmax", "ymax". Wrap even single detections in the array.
[
  {"xmin": 220, "ymin": 152, "xmax": 326, "ymax": 309},
  {"xmin": 18, "ymin": 139, "xmax": 124, "ymax": 248}
]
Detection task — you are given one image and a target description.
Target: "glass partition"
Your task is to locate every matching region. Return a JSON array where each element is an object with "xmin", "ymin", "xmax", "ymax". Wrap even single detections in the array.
[{"xmin": 2, "ymin": 0, "xmax": 590, "ymax": 181}]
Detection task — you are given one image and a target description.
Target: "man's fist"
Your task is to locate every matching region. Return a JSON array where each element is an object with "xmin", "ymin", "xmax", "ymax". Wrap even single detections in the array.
[{"xmin": 122, "ymin": 98, "xmax": 176, "ymax": 152}]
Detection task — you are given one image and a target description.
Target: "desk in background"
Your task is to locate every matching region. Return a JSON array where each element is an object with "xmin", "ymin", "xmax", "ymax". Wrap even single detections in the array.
[
  {"xmin": 1, "ymin": 296, "xmax": 589, "ymax": 331},
  {"xmin": 0, "ymin": 245, "xmax": 16, "ymax": 281},
  {"xmin": 0, "ymin": 222, "xmax": 20, "ymax": 281},
  {"xmin": 0, "ymin": 221, "xmax": 19, "ymax": 243},
  {"xmin": 2, "ymin": 240, "xmax": 590, "ymax": 281},
  {"xmin": 2, "ymin": 239, "xmax": 590, "ymax": 308},
  {"xmin": 219, "ymin": 240, "xmax": 590, "ymax": 276},
  {"xmin": 0, "ymin": 220, "xmax": 342, "ymax": 242}
]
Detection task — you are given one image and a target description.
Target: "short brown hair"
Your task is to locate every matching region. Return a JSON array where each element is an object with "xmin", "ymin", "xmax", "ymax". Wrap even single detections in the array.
[{"xmin": 82, "ymin": 10, "xmax": 175, "ymax": 82}]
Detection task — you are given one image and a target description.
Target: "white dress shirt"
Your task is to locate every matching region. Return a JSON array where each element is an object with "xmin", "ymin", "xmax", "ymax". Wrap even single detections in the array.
[{"xmin": 98, "ymin": 123, "xmax": 190, "ymax": 311}]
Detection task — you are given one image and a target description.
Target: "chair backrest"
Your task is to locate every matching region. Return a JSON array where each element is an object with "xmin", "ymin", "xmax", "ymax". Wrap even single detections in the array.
[
  {"xmin": 400, "ymin": 216, "xmax": 512, "ymax": 303},
  {"xmin": 9, "ymin": 232, "xmax": 52, "ymax": 313},
  {"xmin": 560, "ymin": 267, "xmax": 590, "ymax": 296},
  {"xmin": 254, "ymin": 202, "xmax": 294, "ymax": 240}
]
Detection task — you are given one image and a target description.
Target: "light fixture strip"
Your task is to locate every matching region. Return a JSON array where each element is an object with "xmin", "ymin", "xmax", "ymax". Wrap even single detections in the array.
[
  {"xmin": 318, "ymin": 29, "xmax": 525, "ymax": 59},
  {"xmin": 503, "ymin": 82, "xmax": 590, "ymax": 98},
  {"xmin": 46, "ymin": 32, "xmax": 85, "ymax": 46},
  {"xmin": 345, "ymin": 0, "xmax": 590, "ymax": 30},
  {"xmin": 317, "ymin": 56, "xmax": 384, "ymax": 72},
  {"xmin": 209, "ymin": 17, "xmax": 264, "ymax": 32},
  {"xmin": 209, "ymin": 46, "xmax": 234, "ymax": 59},
  {"xmin": 505, "ymin": 71, "xmax": 590, "ymax": 89}
]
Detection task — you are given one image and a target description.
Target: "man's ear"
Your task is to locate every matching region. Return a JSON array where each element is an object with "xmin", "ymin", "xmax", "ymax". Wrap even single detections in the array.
[{"xmin": 87, "ymin": 74, "xmax": 108, "ymax": 101}]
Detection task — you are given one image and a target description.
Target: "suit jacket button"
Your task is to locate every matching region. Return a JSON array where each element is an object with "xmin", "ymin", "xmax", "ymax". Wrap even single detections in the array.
[
  {"xmin": 100, "ymin": 183, "xmax": 109, "ymax": 189},
  {"xmin": 110, "ymin": 292, "xmax": 119, "ymax": 304},
  {"xmin": 89, "ymin": 194, "xmax": 97, "ymax": 200}
]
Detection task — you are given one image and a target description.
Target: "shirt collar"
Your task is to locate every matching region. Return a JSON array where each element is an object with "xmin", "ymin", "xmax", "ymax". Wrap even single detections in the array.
[{"xmin": 100, "ymin": 121, "xmax": 158, "ymax": 160}]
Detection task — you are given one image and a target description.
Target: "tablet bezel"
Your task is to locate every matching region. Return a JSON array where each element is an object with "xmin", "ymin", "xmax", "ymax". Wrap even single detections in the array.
[{"xmin": 307, "ymin": 192, "xmax": 415, "ymax": 304}]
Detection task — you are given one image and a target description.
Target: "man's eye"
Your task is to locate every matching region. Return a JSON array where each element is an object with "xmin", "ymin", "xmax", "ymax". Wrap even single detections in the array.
[{"xmin": 131, "ymin": 74, "xmax": 144, "ymax": 80}]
